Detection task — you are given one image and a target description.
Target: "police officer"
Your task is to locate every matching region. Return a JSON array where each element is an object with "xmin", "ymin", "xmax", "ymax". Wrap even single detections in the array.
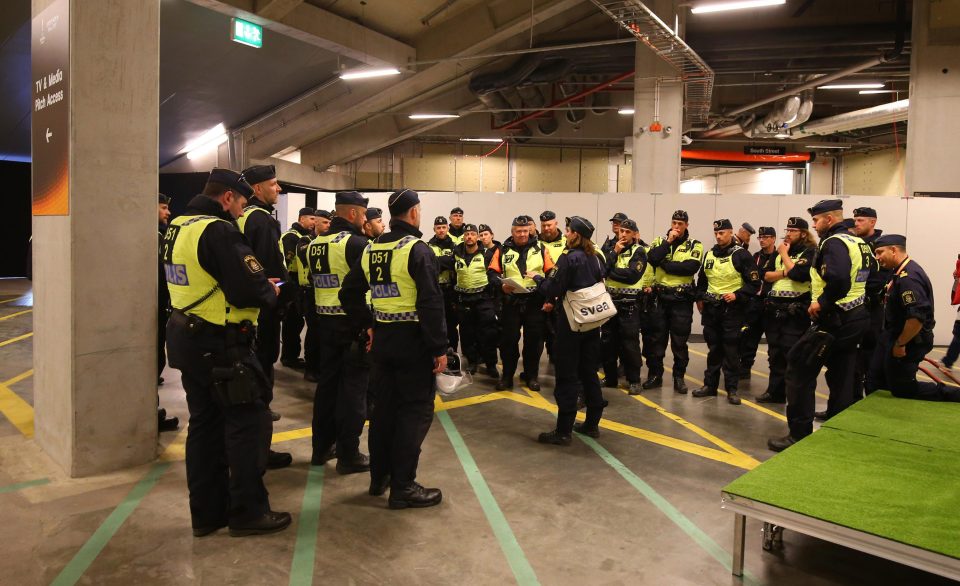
[
  {"xmin": 428, "ymin": 216, "xmax": 459, "ymax": 351},
  {"xmin": 364, "ymin": 207, "xmax": 385, "ymax": 239},
  {"xmin": 340, "ymin": 189, "xmax": 447, "ymax": 509},
  {"xmin": 735, "ymin": 223, "xmax": 755, "ymax": 251},
  {"xmin": 850, "ymin": 206, "xmax": 889, "ymax": 402},
  {"xmin": 539, "ymin": 211, "xmax": 566, "ymax": 361},
  {"xmin": 315, "ymin": 209, "xmax": 332, "ymax": 236},
  {"xmin": 756, "ymin": 218, "xmax": 815, "ymax": 403},
  {"xmin": 279, "ymin": 207, "xmax": 316, "ymax": 370},
  {"xmin": 692, "ymin": 219, "xmax": 760, "ymax": 405},
  {"xmin": 866, "ymin": 235, "xmax": 960, "ymax": 401},
  {"xmin": 163, "ymin": 168, "xmax": 290, "ymax": 537},
  {"xmin": 453, "ymin": 224, "xmax": 500, "ymax": 379},
  {"xmin": 530, "ymin": 216, "xmax": 607, "ymax": 445},
  {"xmin": 292, "ymin": 218, "xmax": 321, "ymax": 383},
  {"xmin": 645, "ymin": 210, "xmax": 704, "ymax": 393},
  {"xmin": 448, "ymin": 207, "xmax": 465, "ymax": 244},
  {"xmin": 601, "ymin": 212, "xmax": 627, "ymax": 257},
  {"xmin": 478, "ymin": 223, "xmax": 501, "ymax": 265},
  {"xmin": 307, "ymin": 191, "xmax": 372, "ymax": 473},
  {"xmin": 600, "ymin": 218, "xmax": 648, "ymax": 394},
  {"xmin": 157, "ymin": 193, "xmax": 178, "ymax": 432},
  {"xmin": 769, "ymin": 200, "xmax": 872, "ymax": 452},
  {"xmin": 488, "ymin": 216, "xmax": 555, "ymax": 391},
  {"xmin": 739, "ymin": 226, "xmax": 778, "ymax": 379}
]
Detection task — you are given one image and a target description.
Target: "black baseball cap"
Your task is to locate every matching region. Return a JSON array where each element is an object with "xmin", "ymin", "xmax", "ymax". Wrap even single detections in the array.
[
  {"xmin": 808, "ymin": 199, "xmax": 843, "ymax": 216},
  {"xmin": 609, "ymin": 212, "xmax": 628, "ymax": 223}
]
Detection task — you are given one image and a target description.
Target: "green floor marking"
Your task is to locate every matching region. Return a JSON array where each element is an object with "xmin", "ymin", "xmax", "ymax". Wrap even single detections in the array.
[
  {"xmin": 289, "ymin": 465, "xmax": 325, "ymax": 586},
  {"xmin": 0, "ymin": 477, "xmax": 49, "ymax": 494},
  {"xmin": 51, "ymin": 462, "xmax": 171, "ymax": 586},
  {"xmin": 437, "ymin": 411, "xmax": 540, "ymax": 586},
  {"xmin": 578, "ymin": 436, "xmax": 763, "ymax": 586}
]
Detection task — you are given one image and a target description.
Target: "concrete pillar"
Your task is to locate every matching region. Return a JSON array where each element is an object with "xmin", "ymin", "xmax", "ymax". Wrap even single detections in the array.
[
  {"xmin": 904, "ymin": 0, "xmax": 960, "ymax": 197},
  {"xmin": 32, "ymin": 0, "xmax": 160, "ymax": 476},
  {"xmin": 631, "ymin": 0, "xmax": 684, "ymax": 194}
]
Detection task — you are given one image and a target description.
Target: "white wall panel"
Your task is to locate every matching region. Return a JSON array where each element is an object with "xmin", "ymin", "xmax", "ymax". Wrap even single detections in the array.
[
  {"xmin": 905, "ymin": 197, "xmax": 960, "ymax": 345},
  {"xmin": 597, "ymin": 193, "xmax": 656, "ymax": 241},
  {"xmin": 716, "ymin": 194, "xmax": 781, "ymax": 248}
]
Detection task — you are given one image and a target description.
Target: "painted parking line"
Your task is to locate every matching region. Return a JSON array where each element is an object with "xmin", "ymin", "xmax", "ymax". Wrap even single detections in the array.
[
  {"xmin": 51, "ymin": 462, "xmax": 171, "ymax": 586},
  {"xmin": 579, "ymin": 435, "xmax": 763, "ymax": 586},
  {"xmin": 0, "ymin": 477, "xmax": 50, "ymax": 494},
  {"xmin": 288, "ymin": 466, "xmax": 325, "ymax": 586},
  {"xmin": 0, "ymin": 332, "xmax": 33, "ymax": 349},
  {"xmin": 437, "ymin": 409, "xmax": 540, "ymax": 586},
  {"xmin": 0, "ymin": 375, "xmax": 35, "ymax": 437},
  {"xmin": 0, "ymin": 309, "xmax": 32, "ymax": 321},
  {"xmin": 664, "ymin": 366, "xmax": 787, "ymax": 423},
  {"xmin": 0, "ymin": 295, "xmax": 28, "ymax": 305}
]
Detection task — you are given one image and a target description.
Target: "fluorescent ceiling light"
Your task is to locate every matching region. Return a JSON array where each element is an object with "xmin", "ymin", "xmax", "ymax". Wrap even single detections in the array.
[
  {"xmin": 339, "ymin": 67, "xmax": 401, "ymax": 80},
  {"xmin": 460, "ymin": 138, "xmax": 504, "ymax": 142},
  {"xmin": 859, "ymin": 89, "xmax": 899, "ymax": 94},
  {"xmin": 180, "ymin": 123, "xmax": 226, "ymax": 154},
  {"xmin": 409, "ymin": 113, "xmax": 460, "ymax": 119},
  {"xmin": 691, "ymin": 0, "xmax": 785, "ymax": 14},
  {"xmin": 618, "ymin": 108, "xmax": 635, "ymax": 115},
  {"xmin": 818, "ymin": 83, "xmax": 884, "ymax": 90},
  {"xmin": 807, "ymin": 144, "xmax": 852, "ymax": 149}
]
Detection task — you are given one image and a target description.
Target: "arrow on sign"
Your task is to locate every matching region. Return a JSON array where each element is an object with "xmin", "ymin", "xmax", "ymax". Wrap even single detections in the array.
[{"xmin": 45, "ymin": 128, "xmax": 53, "ymax": 143}]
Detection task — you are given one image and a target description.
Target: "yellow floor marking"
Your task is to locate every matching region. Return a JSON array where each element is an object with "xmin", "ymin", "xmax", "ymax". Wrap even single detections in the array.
[
  {"xmin": 496, "ymin": 390, "xmax": 757, "ymax": 470},
  {"xmin": 0, "ymin": 379, "xmax": 34, "ymax": 437},
  {"xmin": 0, "ymin": 309, "xmax": 32, "ymax": 322},
  {"xmin": 687, "ymin": 347, "xmax": 829, "ymax": 400},
  {"xmin": 158, "ymin": 428, "xmax": 188, "ymax": 462},
  {"xmin": 625, "ymin": 391, "xmax": 760, "ymax": 467},
  {"xmin": 2, "ymin": 369, "xmax": 33, "ymax": 387},
  {"xmin": 435, "ymin": 392, "xmax": 506, "ymax": 412},
  {"xmin": 0, "ymin": 295, "xmax": 28, "ymax": 305},
  {"xmin": 0, "ymin": 332, "xmax": 33, "ymax": 349},
  {"xmin": 664, "ymin": 366, "xmax": 788, "ymax": 422}
]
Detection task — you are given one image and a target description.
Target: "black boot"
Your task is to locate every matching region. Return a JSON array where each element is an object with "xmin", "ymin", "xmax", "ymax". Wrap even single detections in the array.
[
  {"xmin": 627, "ymin": 382, "xmax": 643, "ymax": 395},
  {"xmin": 573, "ymin": 422, "xmax": 599, "ymax": 438},
  {"xmin": 485, "ymin": 364, "xmax": 500, "ymax": 379},
  {"xmin": 336, "ymin": 452, "xmax": 371, "ymax": 475},
  {"xmin": 369, "ymin": 474, "xmax": 391, "ymax": 496},
  {"xmin": 727, "ymin": 391, "xmax": 742, "ymax": 405},
  {"xmin": 814, "ymin": 410, "xmax": 830, "ymax": 421},
  {"xmin": 641, "ymin": 375, "xmax": 663, "ymax": 390},
  {"xmin": 228, "ymin": 511, "xmax": 292, "ymax": 537},
  {"xmin": 267, "ymin": 450, "xmax": 292, "ymax": 470},
  {"xmin": 537, "ymin": 430, "xmax": 572, "ymax": 445},
  {"xmin": 673, "ymin": 376, "xmax": 688, "ymax": 394},
  {"xmin": 310, "ymin": 445, "xmax": 336, "ymax": 466},
  {"xmin": 767, "ymin": 434, "xmax": 799, "ymax": 452},
  {"xmin": 388, "ymin": 482, "xmax": 443, "ymax": 509},
  {"xmin": 692, "ymin": 386, "xmax": 717, "ymax": 398},
  {"xmin": 281, "ymin": 358, "xmax": 306, "ymax": 370},
  {"xmin": 755, "ymin": 392, "xmax": 786, "ymax": 404},
  {"xmin": 495, "ymin": 376, "xmax": 514, "ymax": 391},
  {"xmin": 159, "ymin": 416, "xmax": 179, "ymax": 432}
]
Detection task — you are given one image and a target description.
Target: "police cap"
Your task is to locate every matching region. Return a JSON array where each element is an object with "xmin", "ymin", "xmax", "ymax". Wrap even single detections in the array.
[
  {"xmin": 463, "ymin": 223, "xmax": 479, "ymax": 233},
  {"xmin": 620, "ymin": 219, "xmax": 639, "ymax": 232},
  {"xmin": 609, "ymin": 212, "xmax": 628, "ymax": 223},
  {"xmin": 450, "ymin": 207, "xmax": 464, "ymax": 215},
  {"xmin": 741, "ymin": 222, "xmax": 756, "ymax": 235},
  {"xmin": 207, "ymin": 168, "xmax": 253, "ymax": 197},
  {"xmin": 315, "ymin": 209, "xmax": 332, "ymax": 219},
  {"xmin": 758, "ymin": 226, "xmax": 776, "ymax": 237},
  {"xmin": 434, "ymin": 216, "xmax": 448, "ymax": 226},
  {"xmin": 786, "ymin": 217, "xmax": 808, "ymax": 230},
  {"xmin": 807, "ymin": 199, "xmax": 843, "ymax": 216},
  {"xmin": 241, "ymin": 164, "xmax": 276, "ymax": 186},
  {"xmin": 853, "ymin": 206, "xmax": 877, "ymax": 218},
  {"xmin": 388, "ymin": 189, "xmax": 419, "ymax": 215},
  {"xmin": 540, "ymin": 210, "xmax": 557, "ymax": 222},
  {"xmin": 511, "ymin": 216, "xmax": 528, "ymax": 227},
  {"xmin": 566, "ymin": 216, "xmax": 595, "ymax": 239},
  {"xmin": 298, "ymin": 207, "xmax": 315, "ymax": 217},
  {"xmin": 335, "ymin": 191, "xmax": 368, "ymax": 208},
  {"xmin": 158, "ymin": 193, "xmax": 171, "ymax": 204},
  {"xmin": 478, "ymin": 223, "xmax": 493, "ymax": 234},
  {"xmin": 874, "ymin": 234, "xmax": 906, "ymax": 248},
  {"xmin": 672, "ymin": 210, "xmax": 689, "ymax": 222},
  {"xmin": 365, "ymin": 207, "xmax": 382, "ymax": 221},
  {"xmin": 713, "ymin": 218, "xmax": 733, "ymax": 231},
  {"xmin": 841, "ymin": 218, "xmax": 855, "ymax": 230}
]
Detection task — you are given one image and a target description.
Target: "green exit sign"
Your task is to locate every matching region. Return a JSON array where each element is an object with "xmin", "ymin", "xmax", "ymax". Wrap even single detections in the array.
[{"xmin": 231, "ymin": 18, "xmax": 263, "ymax": 48}]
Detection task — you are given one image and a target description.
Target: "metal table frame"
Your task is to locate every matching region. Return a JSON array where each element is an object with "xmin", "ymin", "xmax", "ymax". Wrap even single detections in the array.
[{"xmin": 721, "ymin": 492, "xmax": 960, "ymax": 582}]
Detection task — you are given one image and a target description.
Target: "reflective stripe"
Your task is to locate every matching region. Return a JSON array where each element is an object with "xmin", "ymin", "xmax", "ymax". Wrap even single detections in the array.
[
  {"xmin": 768, "ymin": 290, "xmax": 804, "ymax": 298},
  {"xmin": 363, "ymin": 236, "xmax": 419, "ymax": 321},
  {"xmin": 769, "ymin": 250, "xmax": 811, "ymax": 296},
  {"xmin": 703, "ymin": 292, "xmax": 726, "ymax": 302},
  {"xmin": 455, "ymin": 285, "xmax": 486, "ymax": 294},
  {"xmin": 607, "ymin": 287, "xmax": 643, "ymax": 296},
  {"xmin": 374, "ymin": 309, "xmax": 419, "ymax": 322},
  {"xmin": 837, "ymin": 295, "xmax": 865, "ymax": 311},
  {"xmin": 651, "ymin": 236, "xmax": 703, "ymax": 287},
  {"xmin": 309, "ymin": 231, "xmax": 353, "ymax": 314},
  {"xmin": 315, "ymin": 305, "xmax": 345, "ymax": 315}
]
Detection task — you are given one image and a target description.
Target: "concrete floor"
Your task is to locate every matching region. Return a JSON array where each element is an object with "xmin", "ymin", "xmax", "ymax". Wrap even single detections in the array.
[{"xmin": 0, "ymin": 276, "xmax": 956, "ymax": 585}]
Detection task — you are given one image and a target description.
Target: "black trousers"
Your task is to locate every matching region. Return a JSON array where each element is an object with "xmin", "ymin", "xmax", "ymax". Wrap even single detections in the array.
[
  {"xmin": 853, "ymin": 296, "xmax": 884, "ymax": 398},
  {"xmin": 456, "ymin": 295, "xmax": 499, "ymax": 369},
  {"xmin": 255, "ymin": 307, "xmax": 281, "ymax": 404},
  {"xmin": 739, "ymin": 296, "xmax": 765, "ymax": 372},
  {"xmin": 763, "ymin": 302, "xmax": 809, "ymax": 400},
  {"xmin": 648, "ymin": 294, "xmax": 694, "ymax": 378},
  {"xmin": 866, "ymin": 330, "xmax": 960, "ymax": 401},
  {"xmin": 166, "ymin": 322, "xmax": 272, "ymax": 529},
  {"xmin": 158, "ymin": 307, "xmax": 169, "ymax": 379},
  {"xmin": 313, "ymin": 316, "xmax": 369, "ymax": 458},
  {"xmin": 945, "ymin": 319, "xmax": 960, "ymax": 368},
  {"xmin": 499, "ymin": 294, "xmax": 546, "ymax": 381},
  {"xmin": 302, "ymin": 289, "xmax": 321, "ymax": 376},
  {"xmin": 600, "ymin": 297, "xmax": 642, "ymax": 384},
  {"xmin": 553, "ymin": 310, "xmax": 605, "ymax": 435},
  {"xmin": 368, "ymin": 324, "xmax": 437, "ymax": 490},
  {"xmin": 701, "ymin": 300, "xmax": 745, "ymax": 391},
  {"xmin": 442, "ymin": 286, "xmax": 459, "ymax": 352},
  {"xmin": 280, "ymin": 290, "xmax": 305, "ymax": 362},
  {"xmin": 637, "ymin": 293, "xmax": 660, "ymax": 377},
  {"xmin": 785, "ymin": 305, "xmax": 869, "ymax": 439}
]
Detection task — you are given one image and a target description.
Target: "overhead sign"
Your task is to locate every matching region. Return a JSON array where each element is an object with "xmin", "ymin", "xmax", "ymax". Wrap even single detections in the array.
[
  {"xmin": 231, "ymin": 18, "xmax": 263, "ymax": 48},
  {"xmin": 31, "ymin": 0, "xmax": 70, "ymax": 216},
  {"xmin": 744, "ymin": 146, "xmax": 787, "ymax": 156}
]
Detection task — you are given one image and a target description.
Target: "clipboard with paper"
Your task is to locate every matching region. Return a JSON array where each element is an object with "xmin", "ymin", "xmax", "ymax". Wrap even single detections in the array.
[{"xmin": 498, "ymin": 276, "xmax": 532, "ymax": 295}]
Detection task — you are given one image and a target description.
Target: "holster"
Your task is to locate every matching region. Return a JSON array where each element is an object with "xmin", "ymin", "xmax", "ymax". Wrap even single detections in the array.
[
  {"xmin": 795, "ymin": 324, "xmax": 835, "ymax": 369},
  {"xmin": 212, "ymin": 361, "xmax": 263, "ymax": 406},
  {"xmin": 168, "ymin": 309, "xmax": 215, "ymax": 339}
]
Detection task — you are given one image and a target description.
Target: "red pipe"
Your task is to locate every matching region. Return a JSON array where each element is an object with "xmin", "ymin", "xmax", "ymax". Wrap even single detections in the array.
[{"xmin": 495, "ymin": 70, "xmax": 636, "ymax": 131}]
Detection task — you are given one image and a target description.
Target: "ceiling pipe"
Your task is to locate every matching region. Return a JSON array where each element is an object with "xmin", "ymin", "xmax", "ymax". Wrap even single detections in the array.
[{"xmin": 790, "ymin": 99, "xmax": 909, "ymax": 137}]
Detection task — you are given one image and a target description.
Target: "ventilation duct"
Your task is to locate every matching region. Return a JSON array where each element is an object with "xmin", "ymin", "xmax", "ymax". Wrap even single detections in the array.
[{"xmin": 790, "ymin": 99, "xmax": 908, "ymax": 138}]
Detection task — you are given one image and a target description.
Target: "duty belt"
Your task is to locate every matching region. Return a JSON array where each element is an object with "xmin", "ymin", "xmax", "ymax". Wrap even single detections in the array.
[
  {"xmin": 607, "ymin": 286, "xmax": 642, "ymax": 296},
  {"xmin": 702, "ymin": 292, "xmax": 727, "ymax": 302},
  {"xmin": 455, "ymin": 285, "xmax": 486, "ymax": 294},
  {"xmin": 837, "ymin": 295, "xmax": 866, "ymax": 311},
  {"xmin": 374, "ymin": 309, "xmax": 419, "ymax": 322},
  {"xmin": 315, "ymin": 305, "xmax": 346, "ymax": 316},
  {"xmin": 655, "ymin": 284, "xmax": 694, "ymax": 295},
  {"xmin": 768, "ymin": 290, "xmax": 805, "ymax": 299}
]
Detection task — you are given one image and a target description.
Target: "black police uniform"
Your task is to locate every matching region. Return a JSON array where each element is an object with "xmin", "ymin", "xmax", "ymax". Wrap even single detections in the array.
[
  {"xmin": 158, "ymin": 221, "xmax": 170, "ymax": 383},
  {"xmin": 428, "ymin": 231, "xmax": 459, "ymax": 352},
  {"xmin": 239, "ymin": 195, "xmax": 287, "ymax": 396},
  {"xmin": 164, "ymin": 193, "xmax": 281, "ymax": 534},
  {"xmin": 293, "ymin": 234, "xmax": 321, "ymax": 381},
  {"xmin": 694, "ymin": 238, "xmax": 760, "ymax": 402},
  {"xmin": 539, "ymin": 230, "xmax": 566, "ymax": 360},
  {"xmin": 854, "ymin": 227, "xmax": 891, "ymax": 398},
  {"xmin": 781, "ymin": 218, "xmax": 871, "ymax": 444},
  {"xmin": 280, "ymin": 221, "xmax": 314, "ymax": 365},
  {"xmin": 867, "ymin": 252, "xmax": 960, "ymax": 401},
  {"xmin": 452, "ymin": 241, "xmax": 500, "ymax": 376},
  {"xmin": 600, "ymin": 238, "xmax": 648, "ymax": 389},
  {"xmin": 761, "ymin": 241, "xmax": 814, "ymax": 403},
  {"xmin": 309, "ymin": 214, "xmax": 371, "ymax": 469},
  {"xmin": 340, "ymin": 214, "xmax": 447, "ymax": 502},
  {"xmin": 739, "ymin": 244, "xmax": 777, "ymax": 376}
]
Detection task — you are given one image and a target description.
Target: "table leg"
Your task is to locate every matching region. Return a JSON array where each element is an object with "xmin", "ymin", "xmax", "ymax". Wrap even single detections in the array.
[{"xmin": 733, "ymin": 513, "xmax": 746, "ymax": 576}]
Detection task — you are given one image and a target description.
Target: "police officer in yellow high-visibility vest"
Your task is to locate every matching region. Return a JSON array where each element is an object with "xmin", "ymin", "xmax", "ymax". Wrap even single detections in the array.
[
  {"xmin": 769, "ymin": 200, "xmax": 872, "ymax": 452},
  {"xmin": 538, "ymin": 210, "xmax": 566, "ymax": 361},
  {"xmin": 691, "ymin": 219, "xmax": 761, "ymax": 406},
  {"xmin": 279, "ymin": 207, "xmax": 316, "ymax": 369},
  {"xmin": 163, "ymin": 168, "xmax": 291, "ymax": 537},
  {"xmin": 645, "ymin": 210, "xmax": 704, "ymax": 393},
  {"xmin": 600, "ymin": 218, "xmax": 648, "ymax": 395},
  {"xmin": 448, "ymin": 206, "xmax": 465, "ymax": 244},
  {"xmin": 305, "ymin": 191, "xmax": 371, "ymax": 474},
  {"xmin": 452, "ymin": 223, "xmax": 500, "ymax": 379},
  {"xmin": 428, "ymin": 216, "xmax": 459, "ymax": 352},
  {"xmin": 340, "ymin": 189, "xmax": 448, "ymax": 509}
]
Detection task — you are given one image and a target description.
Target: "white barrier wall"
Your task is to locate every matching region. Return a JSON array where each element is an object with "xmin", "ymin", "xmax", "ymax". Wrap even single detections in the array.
[{"xmin": 339, "ymin": 191, "xmax": 958, "ymax": 345}]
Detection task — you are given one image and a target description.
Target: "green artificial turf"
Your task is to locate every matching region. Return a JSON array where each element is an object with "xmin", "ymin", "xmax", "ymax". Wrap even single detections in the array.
[
  {"xmin": 822, "ymin": 391, "xmax": 960, "ymax": 453},
  {"xmin": 724, "ymin": 427, "xmax": 960, "ymax": 559}
]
